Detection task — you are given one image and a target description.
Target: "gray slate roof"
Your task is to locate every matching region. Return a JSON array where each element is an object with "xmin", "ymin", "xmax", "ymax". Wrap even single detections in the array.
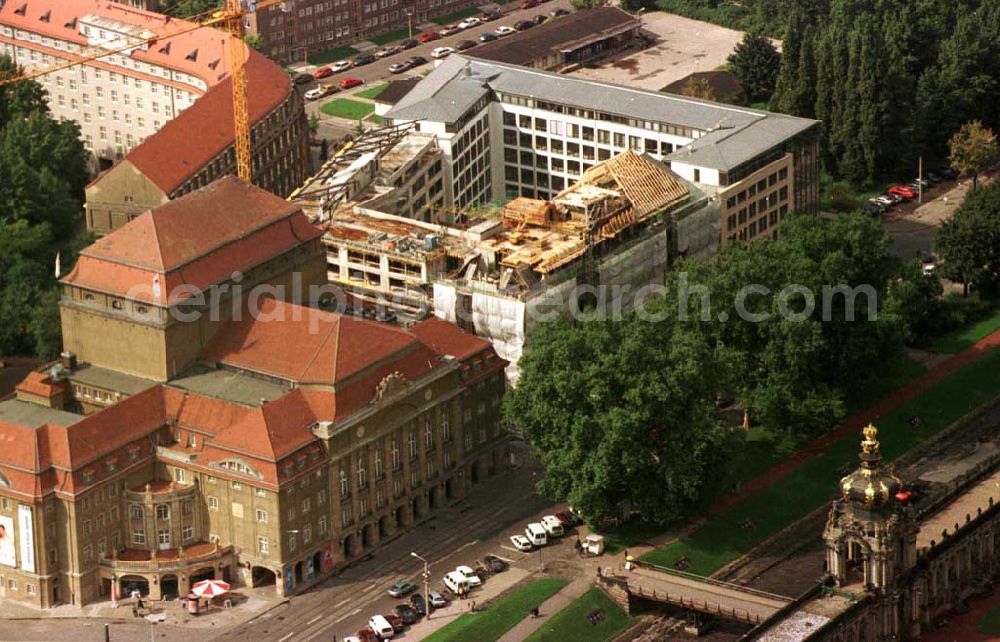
[{"xmin": 385, "ymin": 56, "xmax": 818, "ymax": 171}]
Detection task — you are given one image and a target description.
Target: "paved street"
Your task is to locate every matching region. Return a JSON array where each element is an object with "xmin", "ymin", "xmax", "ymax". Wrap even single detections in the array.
[
  {"xmin": 209, "ymin": 443, "xmax": 567, "ymax": 642},
  {"xmin": 298, "ymin": 0, "xmax": 574, "ymax": 119}
]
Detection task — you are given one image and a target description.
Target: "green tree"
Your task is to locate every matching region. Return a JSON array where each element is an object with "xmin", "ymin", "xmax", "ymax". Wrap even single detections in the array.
[
  {"xmin": 164, "ymin": 0, "xmax": 222, "ymax": 19},
  {"xmin": 680, "ymin": 76, "xmax": 716, "ymax": 101},
  {"xmin": 934, "ymin": 181, "xmax": 1000, "ymax": 295},
  {"xmin": 726, "ymin": 31, "xmax": 780, "ymax": 104},
  {"xmin": 308, "ymin": 113, "xmax": 320, "ymax": 141},
  {"xmin": 569, "ymin": 0, "xmax": 607, "ymax": 10},
  {"xmin": 948, "ymin": 120, "xmax": 999, "ymax": 192},
  {"xmin": 506, "ymin": 311, "xmax": 727, "ymax": 526},
  {"xmin": 245, "ymin": 34, "xmax": 264, "ymax": 52}
]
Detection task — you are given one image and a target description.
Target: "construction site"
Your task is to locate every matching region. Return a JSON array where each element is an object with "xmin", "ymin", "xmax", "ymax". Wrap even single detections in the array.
[{"xmin": 291, "ymin": 125, "xmax": 716, "ymax": 381}]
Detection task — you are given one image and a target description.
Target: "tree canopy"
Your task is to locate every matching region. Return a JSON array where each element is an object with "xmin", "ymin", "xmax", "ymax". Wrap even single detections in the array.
[
  {"xmin": 0, "ymin": 56, "xmax": 89, "ymax": 359},
  {"xmin": 726, "ymin": 31, "xmax": 780, "ymax": 104},
  {"xmin": 934, "ymin": 180, "xmax": 1000, "ymax": 296},
  {"xmin": 949, "ymin": 120, "xmax": 999, "ymax": 191},
  {"xmin": 508, "ymin": 213, "xmax": 911, "ymax": 525}
]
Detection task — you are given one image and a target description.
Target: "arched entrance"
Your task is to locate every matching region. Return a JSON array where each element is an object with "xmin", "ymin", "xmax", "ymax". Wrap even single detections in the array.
[
  {"xmin": 394, "ymin": 505, "xmax": 405, "ymax": 527},
  {"xmin": 294, "ymin": 561, "xmax": 304, "ymax": 585},
  {"xmin": 361, "ymin": 524, "xmax": 372, "ymax": 549},
  {"xmin": 251, "ymin": 566, "xmax": 276, "ymax": 588},
  {"xmin": 119, "ymin": 575, "xmax": 149, "ymax": 598},
  {"xmin": 343, "ymin": 533, "xmax": 357, "ymax": 559},
  {"xmin": 470, "ymin": 460, "xmax": 480, "ymax": 484},
  {"xmin": 428, "ymin": 487, "xmax": 437, "ymax": 510},
  {"xmin": 160, "ymin": 574, "xmax": 179, "ymax": 600},
  {"xmin": 190, "ymin": 566, "xmax": 216, "ymax": 585},
  {"xmin": 378, "ymin": 515, "xmax": 391, "ymax": 538},
  {"xmin": 445, "ymin": 478, "xmax": 453, "ymax": 499}
]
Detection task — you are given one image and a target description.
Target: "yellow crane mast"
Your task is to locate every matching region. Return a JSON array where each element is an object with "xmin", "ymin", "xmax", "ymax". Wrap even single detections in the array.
[{"xmin": 0, "ymin": 0, "xmax": 287, "ymax": 183}]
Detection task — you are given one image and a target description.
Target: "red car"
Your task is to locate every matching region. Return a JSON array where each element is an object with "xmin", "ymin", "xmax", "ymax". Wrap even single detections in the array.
[
  {"xmin": 418, "ymin": 31, "xmax": 441, "ymax": 42},
  {"xmin": 356, "ymin": 629, "xmax": 379, "ymax": 642},
  {"xmin": 519, "ymin": 0, "xmax": 538, "ymax": 7},
  {"xmin": 340, "ymin": 77, "xmax": 363, "ymax": 89},
  {"xmin": 312, "ymin": 66, "xmax": 333, "ymax": 79},
  {"xmin": 887, "ymin": 185, "xmax": 917, "ymax": 200}
]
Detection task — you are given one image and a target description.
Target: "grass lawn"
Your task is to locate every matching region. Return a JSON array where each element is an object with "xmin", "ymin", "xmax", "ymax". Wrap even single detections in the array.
[
  {"xmin": 433, "ymin": 6, "xmax": 483, "ymax": 24},
  {"xmin": 524, "ymin": 588, "xmax": 631, "ymax": 642},
  {"xmin": 642, "ymin": 348, "xmax": 1000, "ymax": 576},
  {"xmin": 370, "ymin": 27, "xmax": 419, "ymax": 45},
  {"xmin": 320, "ymin": 99, "xmax": 375, "ymax": 120},
  {"xmin": 819, "ymin": 172, "xmax": 890, "ymax": 212},
  {"xmin": 368, "ymin": 114, "xmax": 385, "ymax": 125},
  {"xmin": 977, "ymin": 605, "xmax": 1000, "ymax": 635},
  {"xmin": 423, "ymin": 579, "xmax": 567, "ymax": 642},
  {"xmin": 355, "ymin": 83, "xmax": 389, "ymax": 100},
  {"xmin": 928, "ymin": 307, "xmax": 1000, "ymax": 354},
  {"xmin": 308, "ymin": 46, "xmax": 360, "ymax": 66}
]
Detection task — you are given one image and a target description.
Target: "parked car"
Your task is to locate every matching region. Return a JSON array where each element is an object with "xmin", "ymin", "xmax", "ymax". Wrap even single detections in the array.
[
  {"xmin": 514, "ymin": 20, "xmax": 535, "ymax": 30},
  {"xmin": 541, "ymin": 515, "xmax": 565, "ymax": 536},
  {"xmin": 532, "ymin": 14, "xmax": 548, "ymax": 24},
  {"xmin": 353, "ymin": 54, "xmax": 376, "ymax": 67},
  {"xmin": 388, "ymin": 62, "xmax": 410, "ymax": 74},
  {"xmin": 393, "ymin": 603, "xmax": 418, "ymax": 624},
  {"xmin": 368, "ymin": 615, "xmax": 395, "ymax": 640},
  {"xmin": 940, "ymin": 167, "xmax": 959, "ymax": 180},
  {"xmin": 925, "ymin": 171, "xmax": 943, "ymax": 184},
  {"xmin": 374, "ymin": 46, "xmax": 401, "ymax": 58},
  {"xmin": 409, "ymin": 592, "xmax": 427, "ymax": 616},
  {"xmin": 406, "ymin": 55, "xmax": 428, "ymax": 66},
  {"xmin": 458, "ymin": 17, "xmax": 481, "ymax": 29},
  {"xmin": 550, "ymin": 8, "xmax": 569, "ymax": 16},
  {"xmin": 304, "ymin": 85, "xmax": 335, "ymax": 100},
  {"xmin": 918, "ymin": 250, "xmax": 937, "ymax": 275},
  {"xmin": 313, "ymin": 66, "xmax": 334, "ymax": 79},
  {"xmin": 384, "ymin": 614, "xmax": 406, "ymax": 633},
  {"xmin": 400, "ymin": 38, "xmax": 419, "ymax": 49},
  {"xmin": 870, "ymin": 196, "xmax": 893, "ymax": 208},
  {"xmin": 418, "ymin": 31, "xmax": 441, "ymax": 42},
  {"xmin": 519, "ymin": 0, "xmax": 538, "ymax": 8},
  {"xmin": 881, "ymin": 192, "xmax": 903, "ymax": 205},
  {"xmin": 428, "ymin": 590, "xmax": 449, "ymax": 608},
  {"xmin": 356, "ymin": 628, "xmax": 380, "ymax": 642},
  {"xmin": 866, "ymin": 201, "xmax": 887, "ymax": 216},
  {"xmin": 481, "ymin": 10, "xmax": 502, "ymax": 21},
  {"xmin": 387, "ymin": 580, "xmax": 417, "ymax": 598},
  {"xmin": 432, "ymin": 46, "xmax": 455, "ymax": 59},
  {"xmin": 440, "ymin": 24, "xmax": 463, "ymax": 36},
  {"xmin": 331, "ymin": 60, "xmax": 353, "ymax": 72},
  {"xmin": 456, "ymin": 39, "xmax": 477, "ymax": 51},
  {"xmin": 495, "ymin": 25, "xmax": 516, "ymax": 36},
  {"xmin": 479, "ymin": 32, "xmax": 498, "ymax": 42},
  {"xmin": 510, "ymin": 534, "xmax": 533, "ymax": 551},
  {"xmin": 340, "ymin": 76, "xmax": 364, "ymax": 89},
  {"xmin": 455, "ymin": 565, "xmax": 483, "ymax": 587},
  {"xmin": 483, "ymin": 555, "xmax": 508, "ymax": 573},
  {"xmin": 887, "ymin": 185, "xmax": 918, "ymax": 200},
  {"xmin": 554, "ymin": 509, "xmax": 583, "ymax": 527},
  {"xmin": 293, "ymin": 73, "xmax": 315, "ymax": 85}
]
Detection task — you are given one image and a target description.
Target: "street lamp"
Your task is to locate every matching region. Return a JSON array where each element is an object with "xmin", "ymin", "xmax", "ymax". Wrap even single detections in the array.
[
  {"xmin": 410, "ymin": 551, "xmax": 431, "ymax": 620},
  {"xmin": 406, "ymin": 10, "xmax": 414, "ymax": 39}
]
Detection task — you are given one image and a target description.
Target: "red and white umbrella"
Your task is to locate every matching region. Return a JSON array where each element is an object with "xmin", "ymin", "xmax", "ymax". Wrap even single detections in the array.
[{"xmin": 191, "ymin": 579, "xmax": 230, "ymax": 598}]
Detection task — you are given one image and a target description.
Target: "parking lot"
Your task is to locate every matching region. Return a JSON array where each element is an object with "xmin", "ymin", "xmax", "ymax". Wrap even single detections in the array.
[{"xmin": 568, "ymin": 12, "xmax": 768, "ymax": 92}]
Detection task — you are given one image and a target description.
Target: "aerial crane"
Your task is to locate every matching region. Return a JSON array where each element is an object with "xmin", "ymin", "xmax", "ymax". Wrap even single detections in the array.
[{"xmin": 0, "ymin": 0, "xmax": 288, "ymax": 183}]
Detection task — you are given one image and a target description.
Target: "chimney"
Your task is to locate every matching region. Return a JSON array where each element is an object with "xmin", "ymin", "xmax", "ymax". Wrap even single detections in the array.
[{"xmin": 60, "ymin": 351, "xmax": 77, "ymax": 372}]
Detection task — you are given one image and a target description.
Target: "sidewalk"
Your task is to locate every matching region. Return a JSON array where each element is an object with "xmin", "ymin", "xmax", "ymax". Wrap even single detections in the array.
[{"xmin": 497, "ymin": 577, "xmax": 591, "ymax": 642}]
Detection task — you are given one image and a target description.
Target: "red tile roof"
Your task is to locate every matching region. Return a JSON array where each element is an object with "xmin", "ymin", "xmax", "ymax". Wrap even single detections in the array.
[
  {"xmin": 203, "ymin": 298, "xmax": 440, "ymax": 385},
  {"xmin": 119, "ymin": 50, "xmax": 294, "ymax": 195},
  {"xmin": 0, "ymin": 0, "xmax": 232, "ymax": 89},
  {"xmin": 15, "ymin": 370, "xmax": 69, "ymax": 399},
  {"xmin": 206, "ymin": 389, "xmax": 319, "ymax": 462},
  {"xmin": 62, "ymin": 177, "xmax": 322, "ymax": 303},
  {"xmin": 409, "ymin": 316, "xmax": 492, "ymax": 361}
]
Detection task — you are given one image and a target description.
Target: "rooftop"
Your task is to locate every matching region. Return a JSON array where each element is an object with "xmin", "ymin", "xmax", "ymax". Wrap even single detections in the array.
[
  {"xmin": 469, "ymin": 7, "xmax": 640, "ymax": 67},
  {"xmin": 70, "ymin": 364, "xmax": 158, "ymax": 396},
  {"xmin": 167, "ymin": 365, "xmax": 290, "ymax": 408},
  {"xmin": 385, "ymin": 56, "xmax": 818, "ymax": 171},
  {"xmin": 374, "ymin": 78, "xmax": 423, "ymax": 106},
  {"xmin": 64, "ymin": 177, "xmax": 322, "ymax": 303},
  {"xmin": 0, "ymin": 0, "xmax": 234, "ymax": 88},
  {"xmin": 0, "ymin": 398, "xmax": 81, "ymax": 429},
  {"xmin": 661, "ymin": 70, "xmax": 744, "ymax": 104}
]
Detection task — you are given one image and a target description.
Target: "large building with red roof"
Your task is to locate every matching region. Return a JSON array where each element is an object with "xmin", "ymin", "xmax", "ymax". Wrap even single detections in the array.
[
  {"xmin": 0, "ymin": 0, "xmax": 311, "ymax": 234},
  {"xmin": 0, "ymin": 178, "xmax": 507, "ymax": 608}
]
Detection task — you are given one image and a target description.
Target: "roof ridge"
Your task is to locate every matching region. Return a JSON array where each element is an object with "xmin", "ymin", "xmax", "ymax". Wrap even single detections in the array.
[{"xmin": 299, "ymin": 310, "xmax": 340, "ymax": 382}]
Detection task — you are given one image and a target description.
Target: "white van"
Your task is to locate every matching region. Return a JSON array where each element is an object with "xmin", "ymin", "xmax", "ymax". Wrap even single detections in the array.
[
  {"xmin": 525, "ymin": 523, "xmax": 548, "ymax": 546},
  {"xmin": 443, "ymin": 570, "xmax": 470, "ymax": 595},
  {"xmin": 368, "ymin": 614, "xmax": 395, "ymax": 639},
  {"xmin": 541, "ymin": 515, "xmax": 564, "ymax": 537}
]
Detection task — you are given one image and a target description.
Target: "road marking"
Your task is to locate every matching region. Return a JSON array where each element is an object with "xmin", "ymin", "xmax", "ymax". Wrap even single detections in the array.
[
  {"xmin": 499, "ymin": 545, "xmax": 523, "ymax": 554},
  {"xmin": 491, "ymin": 553, "xmax": 516, "ymax": 563},
  {"xmin": 334, "ymin": 597, "xmax": 351, "ymax": 608},
  {"xmin": 307, "ymin": 615, "xmax": 322, "ymax": 625},
  {"xmin": 362, "ymin": 582, "xmax": 381, "ymax": 594},
  {"xmin": 333, "ymin": 607, "xmax": 362, "ymax": 624},
  {"xmin": 278, "ymin": 633, "xmax": 294, "ymax": 642}
]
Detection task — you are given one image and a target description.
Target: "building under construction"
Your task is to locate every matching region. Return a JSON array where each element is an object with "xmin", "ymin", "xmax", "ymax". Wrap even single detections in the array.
[{"xmin": 291, "ymin": 131, "xmax": 711, "ymax": 380}]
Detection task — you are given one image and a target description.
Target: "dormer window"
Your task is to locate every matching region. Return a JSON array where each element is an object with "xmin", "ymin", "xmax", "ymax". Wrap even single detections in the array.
[
  {"xmin": 13, "ymin": 5, "xmax": 26, "ymax": 17},
  {"xmin": 185, "ymin": 48, "xmax": 198, "ymax": 61},
  {"xmin": 39, "ymin": 10, "xmax": 50, "ymax": 22},
  {"xmin": 105, "ymin": 458, "xmax": 117, "ymax": 473},
  {"xmin": 82, "ymin": 469, "xmax": 95, "ymax": 485},
  {"xmin": 127, "ymin": 446, "xmax": 140, "ymax": 462}
]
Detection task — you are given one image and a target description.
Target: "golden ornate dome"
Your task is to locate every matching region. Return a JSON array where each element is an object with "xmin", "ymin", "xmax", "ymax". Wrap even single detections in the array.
[{"xmin": 838, "ymin": 424, "xmax": 902, "ymax": 509}]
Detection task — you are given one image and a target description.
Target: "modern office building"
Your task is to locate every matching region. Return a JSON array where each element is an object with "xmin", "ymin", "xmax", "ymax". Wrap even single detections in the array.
[
  {"xmin": 384, "ymin": 56, "xmax": 820, "ymax": 245},
  {"xmin": 0, "ymin": 177, "xmax": 507, "ymax": 608}
]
